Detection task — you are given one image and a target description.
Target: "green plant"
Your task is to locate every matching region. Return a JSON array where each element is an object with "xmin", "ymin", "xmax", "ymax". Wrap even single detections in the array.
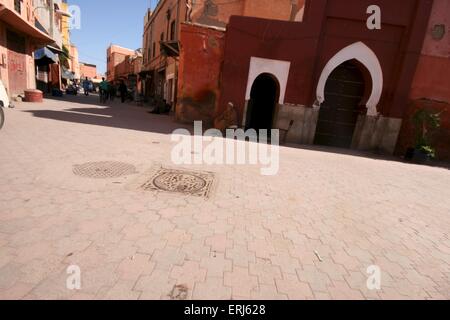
[
  {"xmin": 59, "ymin": 45, "xmax": 71, "ymax": 68},
  {"xmin": 418, "ymin": 145, "xmax": 436, "ymax": 159},
  {"xmin": 412, "ymin": 108, "xmax": 441, "ymax": 158}
]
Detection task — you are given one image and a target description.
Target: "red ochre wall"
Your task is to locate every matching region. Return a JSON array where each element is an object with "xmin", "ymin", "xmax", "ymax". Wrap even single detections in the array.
[
  {"xmin": 218, "ymin": 15, "xmax": 320, "ymax": 122},
  {"xmin": 219, "ymin": 0, "xmax": 432, "ymax": 123},
  {"xmin": 396, "ymin": 0, "xmax": 450, "ymax": 160},
  {"xmin": 176, "ymin": 24, "xmax": 226, "ymax": 127}
]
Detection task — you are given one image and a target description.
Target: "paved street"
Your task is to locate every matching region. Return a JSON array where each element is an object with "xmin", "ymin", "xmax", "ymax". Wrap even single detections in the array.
[{"xmin": 0, "ymin": 95, "xmax": 449, "ymax": 300}]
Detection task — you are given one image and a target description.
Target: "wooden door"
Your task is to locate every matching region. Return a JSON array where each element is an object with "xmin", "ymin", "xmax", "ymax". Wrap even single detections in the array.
[
  {"xmin": 314, "ymin": 61, "xmax": 365, "ymax": 148},
  {"xmin": 7, "ymin": 30, "xmax": 27, "ymax": 96}
]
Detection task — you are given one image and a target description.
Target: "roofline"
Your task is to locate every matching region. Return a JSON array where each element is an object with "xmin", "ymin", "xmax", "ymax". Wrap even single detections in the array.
[
  {"xmin": 80, "ymin": 62, "xmax": 97, "ymax": 67},
  {"xmin": 107, "ymin": 44, "xmax": 136, "ymax": 53}
]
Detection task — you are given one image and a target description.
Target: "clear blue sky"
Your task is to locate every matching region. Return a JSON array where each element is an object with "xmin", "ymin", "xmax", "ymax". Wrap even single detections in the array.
[{"xmin": 69, "ymin": 0, "xmax": 156, "ymax": 74}]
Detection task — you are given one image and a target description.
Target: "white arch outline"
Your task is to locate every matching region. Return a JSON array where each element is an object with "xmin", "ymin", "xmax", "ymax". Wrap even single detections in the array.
[
  {"xmin": 245, "ymin": 57, "xmax": 290, "ymax": 104},
  {"xmin": 316, "ymin": 42, "xmax": 383, "ymax": 116}
]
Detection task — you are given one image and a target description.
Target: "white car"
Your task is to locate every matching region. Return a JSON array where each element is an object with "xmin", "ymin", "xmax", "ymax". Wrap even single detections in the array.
[{"xmin": 0, "ymin": 79, "xmax": 12, "ymax": 108}]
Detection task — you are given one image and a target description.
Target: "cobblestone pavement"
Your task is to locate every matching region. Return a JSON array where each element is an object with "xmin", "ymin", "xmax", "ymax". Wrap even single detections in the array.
[{"xmin": 0, "ymin": 95, "xmax": 449, "ymax": 300}]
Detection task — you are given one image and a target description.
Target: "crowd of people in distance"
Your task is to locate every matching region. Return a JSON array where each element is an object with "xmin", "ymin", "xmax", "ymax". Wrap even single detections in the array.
[{"xmin": 82, "ymin": 77, "xmax": 130, "ymax": 104}]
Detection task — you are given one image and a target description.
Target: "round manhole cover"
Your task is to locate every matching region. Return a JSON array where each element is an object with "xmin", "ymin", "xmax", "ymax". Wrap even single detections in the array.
[
  {"xmin": 73, "ymin": 161, "xmax": 137, "ymax": 179},
  {"xmin": 153, "ymin": 172, "xmax": 207, "ymax": 193},
  {"xmin": 141, "ymin": 168, "xmax": 215, "ymax": 198}
]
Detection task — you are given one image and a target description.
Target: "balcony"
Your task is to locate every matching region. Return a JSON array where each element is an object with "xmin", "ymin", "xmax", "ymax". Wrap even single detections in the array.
[
  {"xmin": 160, "ymin": 41, "xmax": 179, "ymax": 58},
  {"xmin": 0, "ymin": 3, "xmax": 53, "ymax": 46},
  {"xmin": 33, "ymin": 4, "xmax": 64, "ymax": 49}
]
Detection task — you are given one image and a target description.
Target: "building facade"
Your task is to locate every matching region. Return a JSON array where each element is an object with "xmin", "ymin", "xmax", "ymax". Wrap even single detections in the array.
[
  {"xmin": 106, "ymin": 44, "xmax": 135, "ymax": 82},
  {"xmin": 106, "ymin": 44, "xmax": 142, "ymax": 95},
  {"xmin": 33, "ymin": 0, "xmax": 73, "ymax": 92},
  {"xmin": 0, "ymin": 0, "xmax": 53, "ymax": 98},
  {"xmin": 60, "ymin": 0, "xmax": 69, "ymax": 47},
  {"xmin": 80, "ymin": 62, "xmax": 97, "ymax": 80},
  {"xmin": 397, "ymin": 0, "xmax": 450, "ymax": 160},
  {"xmin": 141, "ymin": 2, "xmax": 186, "ymax": 109},
  {"xmin": 175, "ymin": 0, "xmax": 450, "ymax": 159},
  {"xmin": 218, "ymin": 0, "xmax": 433, "ymax": 155},
  {"xmin": 33, "ymin": 0, "xmax": 62, "ymax": 93},
  {"xmin": 68, "ymin": 43, "xmax": 79, "ymax": 80},
  {"xmin": 141, "ymin": 0, "xmax": 306, "ymax": 112}
]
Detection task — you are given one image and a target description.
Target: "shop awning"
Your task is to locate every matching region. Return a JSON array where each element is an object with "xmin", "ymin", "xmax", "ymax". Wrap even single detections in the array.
[
  {"xmin": 0, "ymin": 4, "xmax": 54, "ymax": 46},
  {"xmin": 34, "ymin": 47, "xmax": 58, "ymax": 66},
  {"xmin": 47, "ymin": 45, "xmax": 65, "ymax": 54},
  {"xmin": 139, "ymin": 69, "xmax": 153, "ymax": 76},
  {"xmin": 61, "ymin": 68, "xmax": 75, "ymax": 80}
]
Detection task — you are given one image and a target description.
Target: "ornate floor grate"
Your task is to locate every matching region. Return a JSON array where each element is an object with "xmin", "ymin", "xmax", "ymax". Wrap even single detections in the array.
[
  {"xmin": 142, "ymin": 168, "xmax": 215, "ymax": 198},
  {"xmin": 73, "ymin": 161, "xmax": 137, "ymax": 179}
]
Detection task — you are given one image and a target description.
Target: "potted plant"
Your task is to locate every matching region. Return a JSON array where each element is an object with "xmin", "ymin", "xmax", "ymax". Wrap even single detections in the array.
[{"xmin": 405, "ymin": 108, "xmax": 441, "ymax": 163}]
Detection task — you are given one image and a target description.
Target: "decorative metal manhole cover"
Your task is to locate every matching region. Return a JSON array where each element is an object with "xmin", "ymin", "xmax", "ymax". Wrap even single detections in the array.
[
  {"xmin": 142, "ymin": 168, "xmax": 214, "ymax": 198},
  {"xmin": 73, "ymin": 161, "xmax": 137, "ymax": 179}
]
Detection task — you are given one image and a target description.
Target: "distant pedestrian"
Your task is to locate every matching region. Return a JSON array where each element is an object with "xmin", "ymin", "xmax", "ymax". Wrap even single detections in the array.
[
  {"xmin": 83, "ymin": 77, "xmax": 90, "ymax": 96},
  {"xmin": 119, "ymin": 80, "xmax": 127, "ymax": 103},
  {"xmin": 99, "ymin": 77, "xmax": 109, "ymax": 103},
  {"xmin": 109, "ymin": 82, "xmax": 116, "ymax": 101}
]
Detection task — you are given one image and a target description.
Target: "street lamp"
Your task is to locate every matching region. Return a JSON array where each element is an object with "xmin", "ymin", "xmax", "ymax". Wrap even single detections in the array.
[
  {"xmin": 33, "ymin": 6, "xmax": 72, "ymax": 18},
  {"xmin": 55, "ymin": 9, "xmax": 72, "ymax": 18}
]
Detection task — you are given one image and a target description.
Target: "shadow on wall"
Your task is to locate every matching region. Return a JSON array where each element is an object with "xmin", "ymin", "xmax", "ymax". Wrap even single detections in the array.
[{"xmin": 176, "ymin": 90, "xmax": 217, "ymax": 128}]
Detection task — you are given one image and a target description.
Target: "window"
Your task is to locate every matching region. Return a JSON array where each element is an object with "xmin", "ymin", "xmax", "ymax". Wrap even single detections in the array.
[
  {"xmin": 170, "ymin": 20, "xmax": 176, "ymax": 41},
  {"xmin": 160, "ymin": 32, "xmax": 164, "ymax": 41},
  {"xmin": 152, "ymin": 42, "xmax": 156, "ymax": 58},
  {"xmin": 14, "ymin": 0, "xmax": 21, "ymax": 14}
]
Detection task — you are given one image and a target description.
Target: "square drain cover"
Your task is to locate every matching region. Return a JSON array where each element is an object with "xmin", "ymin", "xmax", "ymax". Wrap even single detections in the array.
[{"xmin": 142, "ymin": 168, "xmax": 215, "ymax": 198}]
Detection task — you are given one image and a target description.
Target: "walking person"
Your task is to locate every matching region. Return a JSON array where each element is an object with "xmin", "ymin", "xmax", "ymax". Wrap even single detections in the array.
[
  {"xmin": 214, "ymin": 102, "xmax": 239, "ymax": 133},
  {"xmin": 99, "ymin": 77, "xmax": 109, "ymax": 103},
  {"xmin": 83, "ymin": 77, "xmax": 90, "ymax": 96},
  {"xmin": 119, "ymin": 80, "xmax": 128, "ymax": 103}
]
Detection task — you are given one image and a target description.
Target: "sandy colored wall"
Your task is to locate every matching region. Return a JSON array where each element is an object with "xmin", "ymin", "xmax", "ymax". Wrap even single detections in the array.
[
  {"xmin": 1, "ymin": 0, "xmax": 36, "ymax": 93},
  {"xmin": 0, "ymin": 23, "xmax": 8, "ymax": 89},
  {"xmin": 80, "ymin": 64, "xmax": 97, "ymax": 79},
  {"xmin": 107, "ymin": 45, "xmax": 135, "ymax": 81}
]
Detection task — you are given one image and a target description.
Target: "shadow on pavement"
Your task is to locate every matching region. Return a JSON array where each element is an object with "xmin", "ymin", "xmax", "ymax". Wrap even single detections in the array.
[
  {"xmin": 23, "ymin": 95, "xmax": 450, "ymax": 170},
  {"xmin": 24, "ymin": 94, "xmax": 192, "ymax": 136},
  {"xmin": 285, "ymin": 143, "xmax": 450, "ymax": 170}
]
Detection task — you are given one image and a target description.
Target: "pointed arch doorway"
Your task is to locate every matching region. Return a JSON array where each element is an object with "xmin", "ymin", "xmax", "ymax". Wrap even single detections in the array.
[
  {"xmin": 314, "ymin": 60, "xmax": 367, "ymax": 148},
  {"xmin": 245, "ymin": 73, "xmax": 280, "ymax": 131}
]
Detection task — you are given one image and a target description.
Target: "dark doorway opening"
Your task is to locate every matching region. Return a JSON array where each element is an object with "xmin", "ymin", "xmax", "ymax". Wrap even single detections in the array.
[
  {"xmin": 314, "ymin": 60, "xmax": 366, "ymax": 148},
  {"xmin": 245, "ymin": 73, "xmax": 279, "ymax": 131}
]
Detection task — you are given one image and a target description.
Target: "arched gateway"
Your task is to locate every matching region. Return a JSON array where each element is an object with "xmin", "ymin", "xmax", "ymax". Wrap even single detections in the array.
[{"xmin": 314, "ymin": 42, "xmax": 384, "ymax": 148}]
